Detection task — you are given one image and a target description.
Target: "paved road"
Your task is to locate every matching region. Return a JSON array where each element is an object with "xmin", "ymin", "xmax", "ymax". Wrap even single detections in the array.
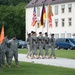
[{"xmin": 18, "ymin": 54, "xmax": 75, "ymax": 69}]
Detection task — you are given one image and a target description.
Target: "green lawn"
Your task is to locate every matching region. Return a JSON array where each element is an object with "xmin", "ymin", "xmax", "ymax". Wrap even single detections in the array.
[
  {"xmin": 1, "ymin": 62, "xmax": 75, "ymax": 75},
  {"xmin": 18, "ymin": 48, "xmax": 75, "ymax": 59}
]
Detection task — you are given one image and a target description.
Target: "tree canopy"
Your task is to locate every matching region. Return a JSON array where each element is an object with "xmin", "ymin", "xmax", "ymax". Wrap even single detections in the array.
[{"xmin": 0, "ymin": 0, "xmax": 30, "ymax": 40}]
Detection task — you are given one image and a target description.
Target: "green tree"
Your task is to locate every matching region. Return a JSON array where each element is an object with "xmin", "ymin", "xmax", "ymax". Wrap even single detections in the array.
[{"xmin": 0, "ymin": 2, "xmax": 26, "ymax": 40}]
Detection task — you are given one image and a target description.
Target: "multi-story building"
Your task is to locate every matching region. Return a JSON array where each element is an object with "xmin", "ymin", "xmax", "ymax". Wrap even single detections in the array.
[{"xmin": 26, "ymin": 0, "xmax": 75, "ymax": 38}]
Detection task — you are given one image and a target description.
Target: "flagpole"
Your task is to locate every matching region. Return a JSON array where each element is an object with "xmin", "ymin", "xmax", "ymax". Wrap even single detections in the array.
[
  {"xmin": 47, "ymin": 4, "xmax": 50, "ymax": 35},
  {"xmin": 42, "ymin": 1, "xmax": 44, "ymax": 34}
]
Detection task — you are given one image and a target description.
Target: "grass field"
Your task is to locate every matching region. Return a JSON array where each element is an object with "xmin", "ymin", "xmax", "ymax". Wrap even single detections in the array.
[
  {"xmin": 1, "ymin": 62, "xmax": 75, "ymax": 75},
  {"xmin": 0, "ymin": 49, "xmax": 75, "ymax": 75},
  {"xmin": 18, "ymin": 48, "xmax": 75, "ymax": 59}
]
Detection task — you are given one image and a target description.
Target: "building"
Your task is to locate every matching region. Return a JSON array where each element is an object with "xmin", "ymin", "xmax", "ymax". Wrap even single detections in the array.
[{"xmin": 25, "ymin": 0, "xmax": 75, "ymax": 38}]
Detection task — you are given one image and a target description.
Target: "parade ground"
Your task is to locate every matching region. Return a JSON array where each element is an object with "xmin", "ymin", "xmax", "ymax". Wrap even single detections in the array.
[{"xmin": 18, "ymin": 54, "xmax": 75, "ymax": 69}]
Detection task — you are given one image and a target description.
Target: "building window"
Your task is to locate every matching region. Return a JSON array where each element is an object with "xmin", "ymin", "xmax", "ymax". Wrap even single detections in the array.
[
  {"xmin": 37, "ymin": 7, "xmax": 40, "ymax": 17},
  {"xmin": 67, "ymin": 33, "xmax": 71, "ymax": 38},
  {"xmin": 61, "ymin": 5, "xmax": 65, "ymax": 13},
  {"xmin": 61, "ymin": 33, "xmax": 65, "ymax": 38},
  {"xmin": 68, "ymin": 18, "xmax": 72, "ymax": 26},
  {"xmin": 55, "ymin": 19, "xmax": 58, "ymax": 27},
  {"xmin": 61, "ymin": 19, "xmax": 65, "ymax": 27},
  {"xmin": 54, "ymin": 34, "xmax": 59, "ymax": 39},
  {"xmin": 55, "ymin": 6, "xmax": 58, "ymax": 15},
  {"xmin": 68, "ymin": 4, "xmax": 72, "ymax": 12}
]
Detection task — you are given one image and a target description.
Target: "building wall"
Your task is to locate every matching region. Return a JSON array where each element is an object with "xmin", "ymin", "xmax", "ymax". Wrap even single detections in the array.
[{"xmin": 26, "ymin": 2, "xmax": 75, "ymax": 38}]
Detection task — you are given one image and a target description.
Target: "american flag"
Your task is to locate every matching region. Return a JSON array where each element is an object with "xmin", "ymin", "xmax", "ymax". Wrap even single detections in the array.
[{"xmin": 32, "ymin": 6, "xmax": 37, "ymax": 26}]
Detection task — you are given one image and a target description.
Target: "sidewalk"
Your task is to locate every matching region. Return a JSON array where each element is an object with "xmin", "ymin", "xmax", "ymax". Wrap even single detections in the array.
[{"xmin": 18, "ymin": 54, "xmax": 75, "ymax": 69}]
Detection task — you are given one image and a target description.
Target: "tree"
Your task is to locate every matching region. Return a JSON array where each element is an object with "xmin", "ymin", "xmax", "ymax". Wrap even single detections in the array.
[{"xmin": 0, "ymin": 2, "xmax": 27, "ymax": 40}]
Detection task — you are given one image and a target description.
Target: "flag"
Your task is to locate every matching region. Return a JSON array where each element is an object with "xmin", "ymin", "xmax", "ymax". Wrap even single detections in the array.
[
  {"xmin": 48, "ymin": 4, "xmax": 53, "ymax": 27},
  {"xmin": 32, "ymin": 6, "xmax": 37, "ymax": 26},
  {"xmin": 40, "ymin": 3, "xmax": 46, "ymax": 26},
  {"xmin": 0, "ymin": 26, "xmax": 4, "ymax": 44}
]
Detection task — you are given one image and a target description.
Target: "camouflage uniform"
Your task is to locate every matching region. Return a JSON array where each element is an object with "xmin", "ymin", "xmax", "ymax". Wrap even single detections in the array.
[
  {"xmin": 27, "ymin": 33, "xmax": 33, "ymax": 57},
  {"xmin": 1, "ymin": 36, "xmax": 9, "ymax": 66},
  {"xmin": 44, "ymin": 33, "xmax": 50, "ymax": 57},
  {"xmin": 32, "ymin": 33, "xmax": 37, "ymax": 56},
  {"xmin": 49, "ymin": 34, "xmax": 56, "ymax": 59},
  {"xmin": 37, "ymin": 32, "xmax": 44, "ymax": 57},
  {"xmin": 8, "ymin": 37, "xmax": 19, "ymax": 66}
]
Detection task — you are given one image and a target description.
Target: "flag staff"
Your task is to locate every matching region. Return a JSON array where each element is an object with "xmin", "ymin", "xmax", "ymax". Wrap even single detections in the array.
[{"xmin": 41, "ymin": 0, "xmax": 46, "ymax": 34}]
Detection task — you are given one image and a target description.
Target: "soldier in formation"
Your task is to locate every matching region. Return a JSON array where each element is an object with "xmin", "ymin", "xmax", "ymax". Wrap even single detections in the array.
[
  {"xmin": 43, "ymin": 32, "xmax": 50, "ymax": 58},
  {"xmin": 26, "ymin": 31, "xmax": 56, "ymax": 59},
  {"xmin": 26, "ymin": 33, "xmax": 33, "ymax": 58},
  {"xmin": 49, "ymin": 34, "xmax": 56, "ymax": 59}
]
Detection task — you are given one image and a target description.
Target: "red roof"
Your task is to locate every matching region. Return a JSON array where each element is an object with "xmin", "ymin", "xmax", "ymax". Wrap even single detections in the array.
[{"xmin": 26, "ymin": 0, "xmax": 75, "ymax": 8}]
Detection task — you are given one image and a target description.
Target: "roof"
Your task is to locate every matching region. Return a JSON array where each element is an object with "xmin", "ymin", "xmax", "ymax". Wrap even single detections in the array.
[{"xmin": 26, "ymin": 0, "xmax": 75, "ymax": 8}]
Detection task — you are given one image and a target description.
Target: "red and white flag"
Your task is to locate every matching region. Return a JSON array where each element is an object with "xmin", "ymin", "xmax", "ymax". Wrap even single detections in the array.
[
  {"xmin": 32, "ymin": 6, "xmax": 37, "ymax": 26},
  {"xmin": 48, "ymin": 4, "xmax": 53, "ymax": 27}
]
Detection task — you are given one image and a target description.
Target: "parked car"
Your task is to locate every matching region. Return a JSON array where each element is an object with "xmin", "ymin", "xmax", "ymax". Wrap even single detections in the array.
[
  {"xmin": 18, "ymin": 40, "xmax": 27, "ymax": 48},
  {"xmin": 55, "ymin": 38, "xmax": 75, "ymax": 50}
]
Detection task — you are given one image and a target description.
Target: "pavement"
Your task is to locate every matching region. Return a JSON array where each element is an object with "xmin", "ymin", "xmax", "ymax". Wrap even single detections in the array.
[{"xmin": 18, "ymin": 54, "xmax": 75, "ymax": 69}]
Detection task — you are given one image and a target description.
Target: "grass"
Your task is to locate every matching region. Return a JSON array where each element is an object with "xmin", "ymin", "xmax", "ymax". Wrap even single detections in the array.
[
  {"xmin": 18, "ymin": 48, "xmax": 75, "ymax": 59},
  {"xmin": 1, "ymin": 62, "xmax": 75, "ymax": 75}
]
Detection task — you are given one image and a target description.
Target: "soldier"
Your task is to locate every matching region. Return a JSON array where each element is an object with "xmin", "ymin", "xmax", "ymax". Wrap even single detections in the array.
[
  {"xmin": 26, "ymin": 33, "xmax": 33, "ymax": 58},
  {"xmin": 32, "ymin": 32, "xmax": 37, "ymax": 58},
  {"xmin": 43, "ymin": 32, "xmax": 50, "ymax": 58},
  {"xmin": 37, "ymin": 32, "xmax": 44, "ymax": 59},
  {"xmin": 1, "ymin": 35, "xmax": 9, "ymax": 67},
  {"xmin": 49, "ymin": 34, "xmax": 56, "ymax": 59},
  {"xmin": 8, "ymin": 36, "xmax": 19, "ymax": 67}
]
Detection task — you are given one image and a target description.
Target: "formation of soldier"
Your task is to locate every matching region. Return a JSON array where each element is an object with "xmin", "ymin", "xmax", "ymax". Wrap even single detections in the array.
[
  {"xmin": 26, "ymin": 31, "xmax": 56, "ymax": 59},
  {"xmin": 0, "ymin": 35, "xmax": 19, "ymax": 68}
]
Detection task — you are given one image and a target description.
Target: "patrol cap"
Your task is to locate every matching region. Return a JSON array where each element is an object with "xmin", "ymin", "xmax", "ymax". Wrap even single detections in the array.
[
  {"xmin": 45, "ymin": 32, "xmax": 47, "ymax": 35},
  {"xmin": 28, "ymin": 33, "xmax": 31, "ymax": 35},
  {"xmin": 12, "ymin": 35, "xmax": 16, "ymax": 37},
  {"xmin": 51, "ymin": 34, "xmax": 54, "ymax": 36},
  {"xmin": 31, "ymin": 31, "xmax": 34, "ymax": 33},
  {"xmin": 4, "ymin": 34, "xmax": 8, "ymax": 37},
  {"xmin": 28, "ymin": 33, "xmax": 31, "ymax": 36},
  {"xmin": 39, "ymin": 32, "xmax": 42, "ymax": 34}
]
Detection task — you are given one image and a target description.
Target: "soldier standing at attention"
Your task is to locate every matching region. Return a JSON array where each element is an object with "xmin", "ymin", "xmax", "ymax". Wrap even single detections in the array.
[
  {"xmin": 26, "ymin": 33, "xmax": 33, "ymax": 58},
  {"xmin": 37, "ymin": 32, "xmax": 44, "ymax": 59},
  {"xmin": 49, "ymin": 34, "xmax": 56, "ymax": 59},
  {"xmin": 8, "ymin": 36, "xmax": 19, "ymax": 67},
  {"xmin": 43, "ymin": 32, "xmax": 50, "ymax": 58},
  {"xmin": 1, "ymin": 35, "xmax": 9, "ymax": 67}
]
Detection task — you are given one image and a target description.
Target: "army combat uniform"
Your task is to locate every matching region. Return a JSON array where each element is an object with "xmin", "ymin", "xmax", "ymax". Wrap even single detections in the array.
[
  {"xmin": 1, "ymin": 37, "xmax": 9, "ymax": 67},
  {"xmin": 8, "ymin": 37, "xmax": 19, "ymax": 67},
  {"xmin": 32, "ymin": 35, "xmax": 37, "ymax": 57},
  {"xmin": 49, "ymin": 34, "xmax": 56, "ymax": 59},
  {"xmin": 27, "ymin": 33, "xmax": 33, "ymax": 58},
  {"xmin": 44, "ymin": 34, "xmax": 50, "ymax": 58},
  {"xmin": 37, "ymin": 32, "xmax": 44, "ymax": 58}
]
